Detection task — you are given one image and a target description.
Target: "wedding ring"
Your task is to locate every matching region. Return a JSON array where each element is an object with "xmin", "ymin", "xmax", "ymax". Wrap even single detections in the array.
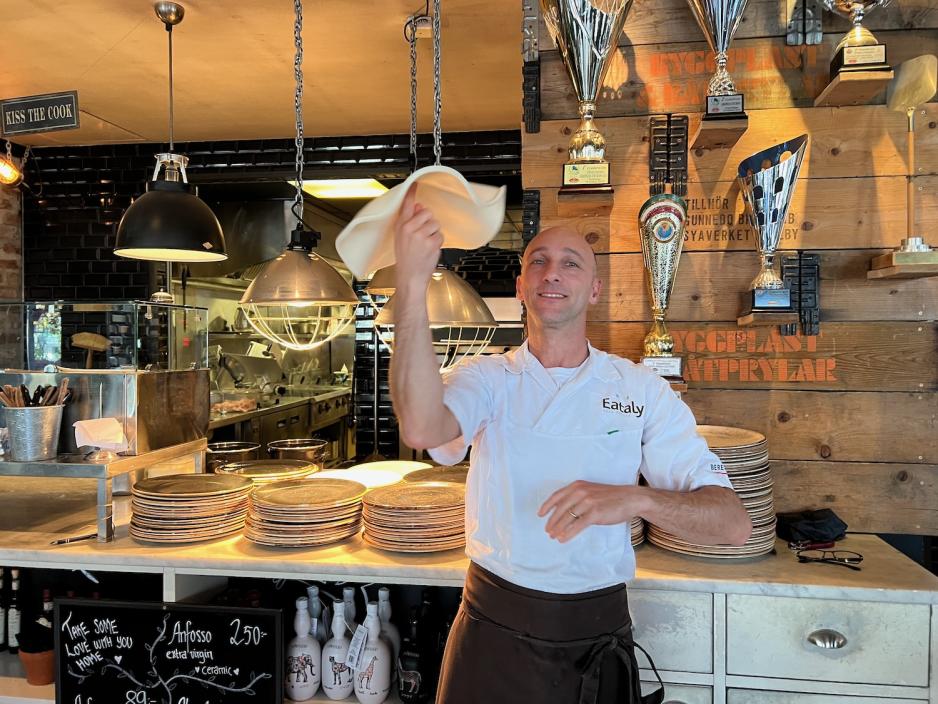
[{"xmin": 569, "ymin": 510, "xmax": 579, "ymax": 520}]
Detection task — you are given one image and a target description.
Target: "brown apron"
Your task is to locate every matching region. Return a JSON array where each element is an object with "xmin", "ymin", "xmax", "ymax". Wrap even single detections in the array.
[{"xmin": 437, "ymin": 562, "xmax": 664, "ymax": 704}]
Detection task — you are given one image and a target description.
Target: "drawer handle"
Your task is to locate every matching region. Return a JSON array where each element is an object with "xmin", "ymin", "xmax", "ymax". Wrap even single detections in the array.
[
  {"xmin": 807, "ymin": 628, "xmax": 847, "ymax": 649},
  {"xmin": 276, "ymin": 419, "xmax": 288, "ymax": 429}
]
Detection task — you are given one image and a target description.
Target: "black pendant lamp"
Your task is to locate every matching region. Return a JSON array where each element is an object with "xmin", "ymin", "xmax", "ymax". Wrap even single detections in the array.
[{"xmin": 114, "ymin": 2, "xmax": 226, "ymax": 263}]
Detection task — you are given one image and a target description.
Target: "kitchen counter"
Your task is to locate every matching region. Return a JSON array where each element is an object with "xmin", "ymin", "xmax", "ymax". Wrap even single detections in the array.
[
  {"xmin": 0, "ymin": 477, "xmax": 934, "ymax": 602},
  {"xmin": 208, "ymin": 388, "xmax": 349, "ymax": 430}
]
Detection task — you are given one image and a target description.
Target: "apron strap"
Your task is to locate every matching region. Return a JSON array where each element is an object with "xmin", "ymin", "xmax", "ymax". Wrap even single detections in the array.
[{"xmin": 576, "ymin": 635, "xmax": 664, "ymax": 704}]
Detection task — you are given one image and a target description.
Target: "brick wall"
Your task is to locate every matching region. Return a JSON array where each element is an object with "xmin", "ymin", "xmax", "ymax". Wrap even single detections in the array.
[{"xmin": 0, "ymin": 185, "xmax": 21, "ymax": 300}]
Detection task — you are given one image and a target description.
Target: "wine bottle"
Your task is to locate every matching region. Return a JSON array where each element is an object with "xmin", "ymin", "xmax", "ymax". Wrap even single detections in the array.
[
  {"xmin": 285, "ymin": 596, "xmax": 321, "ymax": 701},
  {"xmin": 0, "ymin": 567, "xmax": 7, "ymax": 653},
  {"xmin": 398, "ymin": 605, "xmax": 431, "ymax": 704},
  {"xmin": 354, "ymin": 602, "xmax": 391, "ymax": 704},
  {"xmin": 8, "ymin": 569, "xmax": 21, "ymax": 654},
  {"xmin": 321, "ymin": 601, "xmax": 354, "ymax": 700}
]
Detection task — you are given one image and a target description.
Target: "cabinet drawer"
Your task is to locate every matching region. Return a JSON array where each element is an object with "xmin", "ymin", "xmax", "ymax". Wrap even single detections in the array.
[
  {"xmin": 728, "ymin": 689, "xmax": 926, "ymax": 704},
  {"xmin": 643, "ymin": 681, "xmax": 711, "ymax": 704},
  {"xmin": 726, "ymin": 594, "xmax": 930, "ymax": 687},
  {"xmin": 630, "ymin": 589, "xmax": 712, "ymax": 673}
]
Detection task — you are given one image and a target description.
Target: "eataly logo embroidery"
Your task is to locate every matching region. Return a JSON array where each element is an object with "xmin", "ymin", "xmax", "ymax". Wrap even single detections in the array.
[{"xmin": 602, "ymin": 397, "xmax": 644, "ymax": 417}]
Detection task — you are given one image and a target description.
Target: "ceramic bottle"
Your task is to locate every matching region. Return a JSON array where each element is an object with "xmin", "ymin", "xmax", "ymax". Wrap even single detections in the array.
[
  {"xmin": 307, "ymin": 585, "xmax": 326, "ymax": 644},
  {"xmin": 354, "ymin": 602, "xmax": 391, "ymax": 704},
  {"xmin": 377, "ymin": 587, "xmax": 401, "ymax": 676},
  {"xmin": 321, "ymin": 600, "xmax": 355, "ymax": 700},
  {"xmin": 343, "ymin": 586, "xmax": 358, "ymax": 631},
  {"xmin": 285, "ymin": 597, "xmax": 321, "ymax": 701}
]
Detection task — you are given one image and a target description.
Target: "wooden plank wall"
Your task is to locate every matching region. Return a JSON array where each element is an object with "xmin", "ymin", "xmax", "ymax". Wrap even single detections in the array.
[{"xmin": 523, "ymin": 0, "xmax": 938, "ymax": 535}]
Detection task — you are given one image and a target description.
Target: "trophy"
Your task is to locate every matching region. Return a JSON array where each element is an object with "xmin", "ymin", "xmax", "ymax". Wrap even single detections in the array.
[
  {"xmin": 870, "ymin": 55, "xmax": 938, "ymax": 277},
  {"xmin": 686, "ymin": 0, "xmax": 749, "ymax": 121},
  {"xmin": 639, "ymin": 194, "xmax": 687, "ymax": 380},
  {"xmin": 737, "ymin": 134, "xmax": 808, "ymax": 319},
  {"xmin": 540, "ymin": 0, "xmax": 635, "ymax": 194},
  {"xmin": 823, "ymin": 1, "xmax": 891, "ymax": 80}
]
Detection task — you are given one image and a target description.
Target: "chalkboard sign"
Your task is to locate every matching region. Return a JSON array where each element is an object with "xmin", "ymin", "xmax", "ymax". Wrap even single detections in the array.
[{"xmin": 55, "ymin": 599, "xmax": 282, "ymax": 704}]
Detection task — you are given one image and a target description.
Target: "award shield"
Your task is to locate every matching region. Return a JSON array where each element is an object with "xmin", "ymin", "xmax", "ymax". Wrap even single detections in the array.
[
  {"xmin": 540, "ymin": 0, "xmax": 635, "ymax": 193},
  {"xmin": 823, "ymin": 0, "xmax": 891, "ymax": 79},
  {"xmin": 686, "ymin": 0, "xmax": 749, "ymax": 120},
  {"xmin": 737, "ymin": 134, "xmax": 808, "ymax": 319},
  {"xmin": 639, "ymin": 194, "xmax": 687, "ymax": 380}
]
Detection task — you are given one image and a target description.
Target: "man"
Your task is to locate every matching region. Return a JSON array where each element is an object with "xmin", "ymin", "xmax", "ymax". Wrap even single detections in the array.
[{"xmin": 390, "ymin": 187, "xmax": 752, "ymax": 704}]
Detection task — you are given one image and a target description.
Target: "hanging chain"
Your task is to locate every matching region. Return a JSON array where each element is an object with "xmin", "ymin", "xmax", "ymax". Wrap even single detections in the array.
[
  {"xmin": 4, "ymin": 141, "xmax": 11, "ymax": 160},
  {"xmin": 408, "ymin": 19, "xmax": 418, "ymax": 171},
  {"xmin": 432, "ymin": 0, "xmax": 442, "ymax": 165},
  {"xmin": 292, "ymin": 0, "xmax": 305, "ymax": 226}
]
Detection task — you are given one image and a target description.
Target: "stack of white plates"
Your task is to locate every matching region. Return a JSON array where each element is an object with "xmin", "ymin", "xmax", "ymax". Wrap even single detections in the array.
[
  {"xmin": 402, "ymin": 465, "xmax": 468, "ymax": 484},
  {"xmin": 131, "ymin": 474, "xmax": 253, "ymax": 544},
  {"xmin": 310, "ymin": 467, "xmax": 404, "ymax": 489},
  {"xmin": 362, "ymin": 481, "xmax": 466, "ymax": 553},
  {"xmin": 648, "ymin": 426, "xmax": 776, "ymax": 559},
  {"xmin": 245, "ymin": 478, "xmax": 367, "ymax": 547},
  {"xmin": 348, "ymin": 460, "xmax": 431, "ymax": 477},
  {"xmin": 631, "ymin": 517, "xmax": 645, "ymax": 547},
  {"xmin": 216, "ymin": 459, "xmax": 318, "ymax": 485}
]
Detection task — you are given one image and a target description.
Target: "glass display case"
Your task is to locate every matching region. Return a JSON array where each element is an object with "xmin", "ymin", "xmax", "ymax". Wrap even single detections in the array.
[{"xmin": 0, "ymin": 301, "xmax": 208, "ymax": 371}]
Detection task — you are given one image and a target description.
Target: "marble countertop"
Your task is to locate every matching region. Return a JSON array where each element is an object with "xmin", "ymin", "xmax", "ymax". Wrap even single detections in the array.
[{"xmin": 0, "ymin": 477, "xmax": 935, "ymax": 601}]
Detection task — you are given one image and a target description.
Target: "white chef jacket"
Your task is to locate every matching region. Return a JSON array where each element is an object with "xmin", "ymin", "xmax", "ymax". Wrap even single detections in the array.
[{"xmin": 428, "ymin": 341, "xmax": 733, "ymax": 594}]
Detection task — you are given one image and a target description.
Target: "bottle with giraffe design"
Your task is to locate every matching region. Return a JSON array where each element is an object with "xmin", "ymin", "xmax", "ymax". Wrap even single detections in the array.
[
  {"xmin": 354, "ymin": 602, "xmax": 391, "ymax": 704},
  {"xmin": 285, "ymin": 597, "xmax": 321, "ymax": 701},
  {"xmin": 322, "ymin": 600, "xmax": 355, "ymax": 700}
]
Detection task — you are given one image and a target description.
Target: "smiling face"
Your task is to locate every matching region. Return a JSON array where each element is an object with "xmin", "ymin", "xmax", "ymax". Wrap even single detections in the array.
[{"xmin": 517, "ymin": 227, "xmax": 601, "ymax": 330}]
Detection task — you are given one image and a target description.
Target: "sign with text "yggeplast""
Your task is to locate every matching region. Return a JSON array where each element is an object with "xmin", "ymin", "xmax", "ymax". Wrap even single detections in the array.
[{"xmin": 1, "ymin": 91, "xmax": 80, "ymax": 136}]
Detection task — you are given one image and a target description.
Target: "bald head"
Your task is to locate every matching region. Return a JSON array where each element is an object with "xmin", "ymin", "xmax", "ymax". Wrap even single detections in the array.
[{"xmin": 523, "ymin": 226, "xmax": 598, "ymax": 277}]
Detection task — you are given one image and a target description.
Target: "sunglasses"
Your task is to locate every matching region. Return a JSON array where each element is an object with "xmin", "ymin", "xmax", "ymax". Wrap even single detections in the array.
[{"xmin": 796, "ymin": 549, "xmax": 863, "ymax": 571}]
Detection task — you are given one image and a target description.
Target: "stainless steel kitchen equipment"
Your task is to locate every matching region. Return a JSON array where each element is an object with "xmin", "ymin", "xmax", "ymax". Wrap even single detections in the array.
[
  {"xmin": 206, "ymin": 441, "xmax": 261, "ymax": 472},
  {"xmin": 267, "ymin": 438, "xmax": 328, "ymax": 465},
  {"xmin": 0, "ymin": 368, "xmax": 209, "ymax": 455}
]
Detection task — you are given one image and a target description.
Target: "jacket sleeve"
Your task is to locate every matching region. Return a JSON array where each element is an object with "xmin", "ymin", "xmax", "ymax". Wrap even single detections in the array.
[
  {"xmin": 638, "ymin": 376, "xmax": 734, "ymax": 492},
  {"xmin": 426, "ymin": 360, "xmax": 496, "ymax": 465}
]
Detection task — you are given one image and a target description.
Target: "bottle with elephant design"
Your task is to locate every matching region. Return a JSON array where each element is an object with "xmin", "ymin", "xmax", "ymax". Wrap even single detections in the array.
[
  {"xmin": 286, "ymin": 596, "xmax": 321, "ymax": 701},
  {"xmin": 354, "ymin": 602, "xmax": 391, "ymax": 704}
]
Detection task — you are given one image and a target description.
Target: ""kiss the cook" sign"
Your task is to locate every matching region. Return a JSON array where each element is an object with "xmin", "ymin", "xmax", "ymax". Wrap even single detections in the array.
[{"xmin": 1, "ymin": 90, "xmax": 80, "ymax": 136}]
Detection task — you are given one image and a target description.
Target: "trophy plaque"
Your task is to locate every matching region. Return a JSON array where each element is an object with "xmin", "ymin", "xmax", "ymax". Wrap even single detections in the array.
[
  {"xmin": 687, "ymin": 0, "xmax": 749, "ymax": 121},
  {"xmin": 540, "ymin": 0, "xmax": 635, "ymax": 194},
  {"xmin": 824, "ymin": 1, "xmax": 891, "ymax": 80},
  {"xmin": 736, "ymin": 134, "xmax": 808, "ymax": 325},
  {"xmin": 639, "ymin": 194, "xmax": 687, "ymax": 381}
]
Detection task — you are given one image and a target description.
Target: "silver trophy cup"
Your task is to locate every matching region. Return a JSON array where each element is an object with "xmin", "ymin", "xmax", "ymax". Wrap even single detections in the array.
[
  {"xmin": 540, "ymin": 0, "xmax": 634, "ymax": 188},
  {"xmin": 737, "ymin": 134, "xmax": 809, "ymax": 309},
  {"xmin": 686, "ymin": 0, "xmax": 750, "ymax": 101}
]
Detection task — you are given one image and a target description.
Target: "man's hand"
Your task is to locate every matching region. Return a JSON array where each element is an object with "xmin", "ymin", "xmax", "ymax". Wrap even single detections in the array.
[
  {"xmin": 538, "ymin": 481, "xmax": 644, "ymax": 543},
  {"xmin": 538, "ymin": 481, "xmax": 752, "ymax": 546},
  {"xmin": 394, "ymin": 185, "xmax": 442, "ymax": 288}
]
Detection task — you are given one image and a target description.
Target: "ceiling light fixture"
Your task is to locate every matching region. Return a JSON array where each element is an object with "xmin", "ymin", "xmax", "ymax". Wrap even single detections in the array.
[
  {"xmin": 238, "ymin": 0, "xmax": 358, "ymax": 351},
  {"xmin": 375, "ymin": 265, "xmax": 498, "ymax": 371},
  {"xmin": 113, "ymin": 2, "xmax": 226, "ymax": 263},
  {"xmin": 367, "ymin": 7, "xmax": 499, "ymax": 372},
  {"xmin": 0, "ymin": 142, "xmax": 27, "ymax": 187},
  {"xmin": 296, "ymin": 178, "xmax": 389, "ymax": 199}
]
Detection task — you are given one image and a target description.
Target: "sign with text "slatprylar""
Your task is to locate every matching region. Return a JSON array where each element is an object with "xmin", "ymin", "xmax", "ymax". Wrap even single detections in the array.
[{"xmin": 1, "ymin": 90, "xmax": 80, "ymax": 136}]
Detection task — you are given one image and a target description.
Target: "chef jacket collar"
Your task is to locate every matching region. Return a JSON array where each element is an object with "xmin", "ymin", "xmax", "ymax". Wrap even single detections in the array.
[{"xmin": 502, "ymin": 340, "xmax": 621, "ymax": 383}]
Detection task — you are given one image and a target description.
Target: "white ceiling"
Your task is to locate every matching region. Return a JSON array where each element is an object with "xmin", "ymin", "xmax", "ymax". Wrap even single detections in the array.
[{"xmin": 1, "ymin": 0, "xmax": 522, "ymax": 146}]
